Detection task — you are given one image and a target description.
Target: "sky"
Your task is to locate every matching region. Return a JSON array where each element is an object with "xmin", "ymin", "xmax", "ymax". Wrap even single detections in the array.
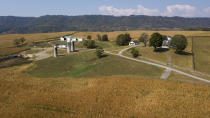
[{"xmin": 0, "ymin": 0, "xmax": 210, "ymax": 17}]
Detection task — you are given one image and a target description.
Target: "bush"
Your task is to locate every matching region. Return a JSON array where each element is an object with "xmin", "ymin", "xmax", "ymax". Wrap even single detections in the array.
[
  {"xmin": 131, "ymin": 48, "xmax": 139, "ymax": 58},
  {"xmin": 116, "ymin": 33, "xmax": 132, "ymax": 46},
  {"xmin": 97, "ymin": 34, "xmax": 102, "ymax": 41},
  {"xmin": 87, "ymin": 35, "xmax": 92, "ymax": 40},
  {"xmin": 171, "ymin": 35, "xmax": 188, "ymax": 52},
  {"xmin": 95, "ymin": 47, "xmax": 104, "ymax": 58},
  {"xmin": 83, "ymin": 40, "xmax": 96, "ymax": 49},
  {"xmin": 149, "ymin": 33, "xmax": 163, "ymax": 51},
  {"xmin": 13, "ymin": 39, "xmax": 21, "ymax": 47},
  {"xmin": 102, "ymin": 34, "xmax": 109, "ymax": 41},
  {"xmin": 13, "ymin": 37, "xmax": 26, "ymax": 47},
  {"xmin": 139, "ymin": 33, "xmax": 149, "ymax": 47}
]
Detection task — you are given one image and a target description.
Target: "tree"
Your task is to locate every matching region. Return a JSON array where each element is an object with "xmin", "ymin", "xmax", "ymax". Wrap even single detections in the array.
[
  {"xmin": 19, "ymin": 37, "xmax": 25, "ymax": 45},
  {"xmin": 131, "ymin": 48, "xmax": 139, "ymax": 58},
  {"xmin": 95, "ymin": 47, "xmax": 104, "ymax": 58},
  {"xmin": 139, "ymin": 33, "xmax": 149, "ymax": 47},
  {"xmin": 116, "ymin": 33, "xmax": 132, "ymax": 46},
  {"xmin": 171, "ymin": 35, "xmax": 188, "ymax": 52},
  {"xmin": 83, "ymin": 39, "xmax": 96, "ymax": 49},
  {"xmin": 97, "ymin": 34, "xmax": 102, "ymax": 41},
  {"xmin": 102, "ymin": 34, "xmax": 109, "ymax": 41},
  {"xmin": 13, "ymin": 39, "xmax": 21, "ymax": 47},
  {"xmin": 149, "ymin": 33, "xmax": 163, "ymax": 51},
  {"xmin": 87, "ymin": 35, "xmax": 92, "ymax": 40}
]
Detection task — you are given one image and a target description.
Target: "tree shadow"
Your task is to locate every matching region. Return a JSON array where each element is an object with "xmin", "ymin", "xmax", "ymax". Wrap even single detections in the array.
[
  {"xmin": 73, "ymin": 50, "xmax": 79, "ymax": 52},
  {"xmin": 101, "ymin": 54, "xmax": 109, "ymax": 58},
  {"xmin": 175, "ymin": 51, "xmax": 193, "ymax": 55},
  {"xmin": 154, "ymin": 48, "xmax": 169, "ymax": 53}
]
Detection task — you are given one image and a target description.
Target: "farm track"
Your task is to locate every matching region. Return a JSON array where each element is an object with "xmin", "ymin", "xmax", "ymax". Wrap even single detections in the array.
[{"xmin": 105, "ymin": 46, "xmax": 210, "ymax": 83}]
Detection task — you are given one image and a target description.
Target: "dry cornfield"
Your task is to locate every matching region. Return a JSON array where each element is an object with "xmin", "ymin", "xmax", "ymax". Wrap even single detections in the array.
[{"xmin": 0, "ymin": 64, "xmax": 209, "ymax": 118}]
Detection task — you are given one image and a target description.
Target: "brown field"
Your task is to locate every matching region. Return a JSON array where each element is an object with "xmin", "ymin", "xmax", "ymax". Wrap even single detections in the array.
[
  {"xmin": 0, "ymin": 31, "xmax": 74, "ymax": 48},
  {"xmin": 194, "ymin": 37, "xmax": 210, "ymax": 74},
  {"xmin": 0, "ymin": 64, "xmax": 210, "ymax": 118},
  {"xmin": 1, "ymin": 30, "xmax": 210, "ymax": 48},
  {"xmin": 0, "ymin": 31, "xmax": 210, "ymax": 117}
]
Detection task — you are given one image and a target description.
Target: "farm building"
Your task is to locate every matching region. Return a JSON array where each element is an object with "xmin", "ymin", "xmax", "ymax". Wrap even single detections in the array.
[
  {"xmin": 129, "ymin": 41, "xmax": 139, "ymax": 46},
  {"xmin": 60, "ymin": 36, "xmax": 84, "ymax": 42},
  {"xmin": 162, "ymin": 36, "xmax": 172, "ymax": 48}
]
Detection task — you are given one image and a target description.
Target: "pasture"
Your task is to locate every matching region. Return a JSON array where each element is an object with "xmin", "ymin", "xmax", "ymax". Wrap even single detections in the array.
[
  {"xmin": 27, "ymin": 50, "xmax": 163, "ymax": 78},
  {"xmin": 194, "ymin": 37, "xmax": 210, "ymax": 74}
]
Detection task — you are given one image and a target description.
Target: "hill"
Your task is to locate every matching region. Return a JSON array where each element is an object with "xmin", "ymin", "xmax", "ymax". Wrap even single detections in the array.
[{"xmin": 1, "ymin": 15, "xmax": 210, "ymax": 34}]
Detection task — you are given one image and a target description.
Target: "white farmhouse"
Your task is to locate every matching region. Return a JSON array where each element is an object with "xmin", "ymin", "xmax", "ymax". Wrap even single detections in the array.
[
  {"xmin": 129, "ymin": 41, "xmax": 139, "ymax": 46},
  {"xmin": 162, "ymin": 36, "xmax": 172, "ymax": 48},
  {"xmin": 60, "ymin": 36, "xmax": 84, "ymax": 42}
]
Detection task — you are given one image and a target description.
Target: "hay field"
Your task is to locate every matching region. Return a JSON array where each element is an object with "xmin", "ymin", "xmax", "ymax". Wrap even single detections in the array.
[
  {"xmin": 73, "ymin": 30, "xmax": 210, "ymax": 41},
  {"xmin": 0, "ymin": 64, "xmax": 210, "ymax": 118},
  {"xmin": 1, "ymin": 30, "xmax": 210, "ymax": 48},
  {"xmin": 194, "ymin": 37, "xmax": 210, "ymax": 74},
  {"xmin": 0, "ymin": 31, "xmax": 74, "ymax": 48}
]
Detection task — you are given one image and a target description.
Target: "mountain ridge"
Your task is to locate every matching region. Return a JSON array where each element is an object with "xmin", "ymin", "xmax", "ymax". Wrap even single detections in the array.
[{"xmin": 1, "ymin": 15, "xmax": 210, "ymax": 34}]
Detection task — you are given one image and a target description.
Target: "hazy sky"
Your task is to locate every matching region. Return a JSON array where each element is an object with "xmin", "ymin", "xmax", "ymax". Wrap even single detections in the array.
[{"xmin": 0, "ymin": 0, "xmax": 210, "ymax": 17}]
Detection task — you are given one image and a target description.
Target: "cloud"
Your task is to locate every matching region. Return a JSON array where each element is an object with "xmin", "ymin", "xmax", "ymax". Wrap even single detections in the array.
[
  {"xmin": 99, "ymin": 6, "xmax": 135, "ymax": 16},
  {"xmin": 99, "ymin": 5, "xmax": 159, "ymax": 16},
  {"xmin": 136, "ymin": 5, "xmax": 159, "ymax": 16},
  {"xmin": 162, "ymin": 5, "xmax": 196, "ymax": 17},
  {"xmin": 203, "ymin": 7, "xmax": 210, "ymax": 15}
]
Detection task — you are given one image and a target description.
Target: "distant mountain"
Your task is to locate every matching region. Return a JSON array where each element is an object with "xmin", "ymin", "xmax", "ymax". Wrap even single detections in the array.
[{"xmin": 1, "ymin": 15, "xmax": 210, "ymax": 34}]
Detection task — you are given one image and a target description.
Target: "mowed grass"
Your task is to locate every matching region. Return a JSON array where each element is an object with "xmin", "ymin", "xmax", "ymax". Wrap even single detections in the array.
[
  {"xmin": 0, "ymin": 65, "xmax": 210, "ymax": 118},
  {"xmin": 124, "ymin": 37, "xmax": 193, "ymax": 69},
  {"xmin": 28, "ymin": 50, "xmax": 163, "ymax": 78},
  {"xmin": 194, "ymin": 37, "xmax": 210, "ymax": 74}
]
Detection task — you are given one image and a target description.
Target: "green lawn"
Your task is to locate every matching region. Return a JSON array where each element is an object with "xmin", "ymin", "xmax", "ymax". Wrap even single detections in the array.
[
  {"xmin": 27, "ymin": 50, "xmax": 163, "ymax": 78},
  {"xmin": 125, "ymin": 37, "xmax": 193, "ymax": 69}
]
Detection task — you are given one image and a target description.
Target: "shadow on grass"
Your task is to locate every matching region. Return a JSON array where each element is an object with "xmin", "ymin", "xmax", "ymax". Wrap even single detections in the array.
[
  {"xmin": 154, "ymin": 48, "xmax": 169, "ymax": 53},
  {"xmin": 101, "ymin": 54, "xmax": 109, "ymax": 58},
  {"xmin": 175, "ymin": 51, "xmax": 193, "ymax": 55}
]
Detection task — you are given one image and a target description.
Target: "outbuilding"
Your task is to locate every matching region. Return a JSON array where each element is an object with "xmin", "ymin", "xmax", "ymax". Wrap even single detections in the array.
[
  {"xmin": 162, "ymin": 36, "xmax": 172, "ymax": 48},
  {"xmin": 129, "ymin": 41, "xmax": 139, "ymax": 46},
  {"xmin": 60, "ymin": 36, "xmax": 84, "ymax": 42}
]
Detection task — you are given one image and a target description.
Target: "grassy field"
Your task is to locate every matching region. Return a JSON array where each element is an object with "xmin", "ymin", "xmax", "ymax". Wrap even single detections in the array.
[
  {"xmin": 194, "ymin": 37, "xmax": 210, "ymax": 74},
  {"xmin": 124, "ymin": 36, "xmax": 193, "ymax": 70},
  {"xmin": 0, "ymin": 64, "xmax": 210, "ymax": 118},
  {"xmin": 28, "ymin": 50, "xmax": 163, "ymax": 78}
]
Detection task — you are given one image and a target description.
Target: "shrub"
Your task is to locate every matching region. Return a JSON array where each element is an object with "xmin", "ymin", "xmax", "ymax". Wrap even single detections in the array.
[
  {"xmin": 102, "ymin": 34, "xmax": 109, "ymax": 41},
  {"xmin": 139, "ymin": 33, "xmax": 149, "ymax": 47},
  {"xmin": 14, "ymin": 39, "xmax": 21, "ymax": 47},
  {"xmin": 13, "ymin": 37, "xmax": 26, "ymax": 47},
  {"xmin": 131, "ymin": 48, "xmax": 139, "ymax": 58},
  {"xmin": 116, "ymin": 33, "xmax": 132, "ymax": 46},
  {"xmin": 87, "ymin": 35, "xmax": 92, "ymax": 40},
  {"xmin": 149, "ymin": 33, "xmax": 163, "ymax": 51},
  {"xmin": 83, "ymin": 40, "xmax": 96, "ymax": 49},
  {"xmin": 97, "ymin": 34, "xmax": 102, "ymax": 41},
  {"xmin": 95, "ymin": 47, "xmax": 104, "ymax": 58},
  {"xmin": 171, "ymin": 35, "xmax": 188, "ymax": 52}
]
